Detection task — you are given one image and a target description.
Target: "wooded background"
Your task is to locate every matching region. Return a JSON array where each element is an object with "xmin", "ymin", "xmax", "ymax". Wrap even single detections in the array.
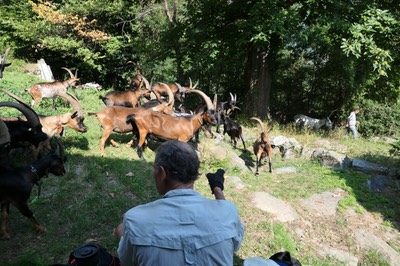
[{"xmin": 1, "ymin": 0, "xmax": 399, "ymax": 134}]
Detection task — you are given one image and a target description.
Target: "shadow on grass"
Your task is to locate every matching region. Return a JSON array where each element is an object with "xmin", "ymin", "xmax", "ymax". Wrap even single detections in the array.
[{"xmin": 333, "ymin": 164, "xmax": 400, "ymax": 231}]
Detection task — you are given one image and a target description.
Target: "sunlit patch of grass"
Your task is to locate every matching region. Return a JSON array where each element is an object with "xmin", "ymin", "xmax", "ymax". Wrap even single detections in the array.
[{"xmin": 361, "ymin": 249, "xmax": 390, "ymax": 266}]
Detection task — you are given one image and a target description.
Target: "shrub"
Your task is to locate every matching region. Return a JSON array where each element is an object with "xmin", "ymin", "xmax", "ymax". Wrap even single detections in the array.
[{"xmin": 358, "ymin": 100, "xmax": 400, "ymax": 138}]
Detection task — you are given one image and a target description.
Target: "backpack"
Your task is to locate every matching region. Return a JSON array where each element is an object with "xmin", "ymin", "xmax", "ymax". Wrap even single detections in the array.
[{"xmin": 269, "ymin": 251, "xmax": 302, "ymax": 266}]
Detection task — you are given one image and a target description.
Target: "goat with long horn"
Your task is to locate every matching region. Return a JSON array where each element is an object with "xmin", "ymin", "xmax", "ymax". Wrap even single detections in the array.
[
  {"xmin": 90, "ymin": 84, "xmax": 175, "ymax": 156},
  {"xmin": 100, "ymin": 74, "xmax": 151, "ymax": 107},
  {"xmin": 126, "ymin": 89, "xmax": 217, "ymax": 158},
  {"xmin": 26, "ymin": 67, "xmax": 79, "ymax": 108},
  {"xmin": 251, "ymin": 117, "xmax": 273, "ymax": 175}
]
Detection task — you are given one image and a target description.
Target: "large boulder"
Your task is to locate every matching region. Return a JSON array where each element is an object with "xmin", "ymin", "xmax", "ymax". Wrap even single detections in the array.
[{"xmin": 312, "ymin": 149, "xmax": 351, "ymax": 169}]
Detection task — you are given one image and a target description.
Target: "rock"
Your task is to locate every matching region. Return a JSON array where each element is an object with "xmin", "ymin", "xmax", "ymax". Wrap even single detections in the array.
[
  {"xmin": 251, "ymin": 192, "xmax": 300, "ymax": 222},
  {"xmin": 312, "ymin": 149, "xmax": 351, "ymax": 169},
  {"xmin": 229, "ymin": 175, "xmax": 246, "ymax": 190},
  {"xmin": 318, "ymin": 247, "xmax": 359, "ymax": 266},
  {"xmin": 299, "ymin": 189, "xmax": 346, "ymax": 216},
  {"xmin": 352, "ymin": 158, "xmax": 390, "ymax": 175},
  {"xmin": 355, "ymin": 230, "xmax": 400, "ymax": 265},
  {"xmin": 274, "ymin": 167, "xmax": 297, "ymax": 175},
  {"xmin": 366, "ymin": 176, "xmax": 393, "ymax": 192}
]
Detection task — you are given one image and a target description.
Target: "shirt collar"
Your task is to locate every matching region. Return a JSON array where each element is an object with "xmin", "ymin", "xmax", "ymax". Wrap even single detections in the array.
[{"xmin": 163, "ymin": 189, "xmax": 200, "ymax": 198}]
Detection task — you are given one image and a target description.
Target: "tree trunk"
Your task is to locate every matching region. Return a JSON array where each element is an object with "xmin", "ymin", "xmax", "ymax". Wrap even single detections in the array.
[{"xmin": 243, "ymin": 44, "xmax": 272, "ymax": 120}]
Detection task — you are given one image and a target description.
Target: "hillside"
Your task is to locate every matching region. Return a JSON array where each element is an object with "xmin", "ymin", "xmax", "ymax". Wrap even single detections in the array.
[{"xmin": 0, "ymin": 66, "xmax": 399, "ymax": 265}]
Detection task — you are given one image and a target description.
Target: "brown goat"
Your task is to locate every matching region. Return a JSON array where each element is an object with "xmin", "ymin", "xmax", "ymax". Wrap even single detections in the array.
[
  {"xmin": 151, "ymin": 78, "xmax": 198, "ymax": 102},
  {"xmin": 100, "ymin": 74, "xmax": 151, "ymax": 107},
  {"xmin": 89, "ymin": 86, "xmax": 175, "ymax": 156},
  {"xmin": 251, "ymin": 117, "xmax": 273, "ymax": 175},
  {"xmin": 126, "ymin": 89, "xmax": 216, "ymax": 158},
  {"xmin": 27, "ymin": 67, "xmax": 79, "ymax": 108}
]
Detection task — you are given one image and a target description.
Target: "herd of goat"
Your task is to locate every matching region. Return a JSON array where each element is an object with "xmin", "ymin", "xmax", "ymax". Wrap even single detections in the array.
[{"xmin": 0, "ymin": 47, "xmax": 334, "ymax": 238}]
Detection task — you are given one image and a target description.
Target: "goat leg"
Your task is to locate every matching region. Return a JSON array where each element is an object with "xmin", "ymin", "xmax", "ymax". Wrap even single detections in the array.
[
  {"xmin": 14, "ymin": 202, "xmax": 45, "ymax": 234},
  {"xmin": 240, "ymin": 135, "xmax": 246, "ymax": 152},
  {"xmin": 1, "ymin": 203, "xmax": 10, "ymax": 239},
  {"xmin": 110, "ymin": 139, "xmax": 120, "ymax": 147}
]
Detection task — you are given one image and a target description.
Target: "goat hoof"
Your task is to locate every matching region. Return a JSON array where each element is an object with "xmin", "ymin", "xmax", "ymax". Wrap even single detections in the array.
[{"xmin": 36, "ymin": 225, "xmax": 46, "ymax": 234}]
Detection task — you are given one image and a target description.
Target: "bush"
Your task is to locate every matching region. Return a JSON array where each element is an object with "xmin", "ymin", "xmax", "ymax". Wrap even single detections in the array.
[
  {"xmin": 389, "ymin": 139, "xmax": 400, "ymax": 158},
  {"xmin": 358, "ymin": 100, "xmax": 400, "ymax": 138}
]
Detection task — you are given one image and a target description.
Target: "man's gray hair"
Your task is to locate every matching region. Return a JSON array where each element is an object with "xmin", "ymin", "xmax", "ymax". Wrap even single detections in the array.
[{"xmin": 154, "ymin": 140, "xmax": 200, "ymax": 183}]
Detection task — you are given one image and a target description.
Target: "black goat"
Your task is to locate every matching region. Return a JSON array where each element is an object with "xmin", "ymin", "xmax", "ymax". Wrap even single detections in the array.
[
  {"xmin": 0, "ymin": 101, "xmax": 47, "ymax": 150},
  {"xmin": 222, "ymin": 115, "xmax": 246, "ymax": 151},
  {"xmin": 0, "ymin": 138, "xmax": 66, "ymax": 239},
  {"xmin": 213, "ymin": 93, "xmax": 240, "ymax": 134}
]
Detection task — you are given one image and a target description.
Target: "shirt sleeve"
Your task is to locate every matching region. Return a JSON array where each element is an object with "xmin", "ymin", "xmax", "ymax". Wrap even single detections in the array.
[
  {"xmin": 233, "ymin": 221, "xmax": 245, "ymax": 252},
  {"xmin": 117, "ymin": 220, "xmax": 134, "ymax": 266}
]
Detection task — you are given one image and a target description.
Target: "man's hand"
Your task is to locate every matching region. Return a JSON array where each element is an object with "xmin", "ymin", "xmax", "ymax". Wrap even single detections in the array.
[{"xmin": 206, "ymin": 169, "xmax": 225, "ymax": 193}]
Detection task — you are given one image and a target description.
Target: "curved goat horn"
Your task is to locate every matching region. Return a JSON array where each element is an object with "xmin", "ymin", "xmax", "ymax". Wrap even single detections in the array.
[
  {"xmin": 56, "ymin": 92, "xmax": 84, "ymax": 118},
  {"xmin": 188, "ymin": 89, "xmax": 214, "ymax": 111},
  {"xmin": 251, "ymin": 117, "xmax": 265, "ymax": 133},
  {"xmin": 230, "ymin": 92, "xmax": 234, "ymax": 102},
  {"xmin": 0, "ymin": 101, "xmax": 42, "ymax": 130},
  {"xmin": 159, "ymin": 83, "xmax": 175, "ymax": 107},
  {"xmin": 0, "ymin": 88, "xmax": 31, "ymax": 107},
  {"xmin": 188, "ymin": 78, "xmax": 199, "ymax": 90},
  {"xmin": 141, "ymin": 75, "xmax": 150, "ymax": 90},
  {"xmin": 175, "ymin": 83, "xmax": 185, "ymax": 93},
  {"xmin": 61, "ymin": 67, "xmax": 75, "ymax": 78},
  {"xmin": 0, "ymin": 88, "xmax": 41, "ymax": 128}
]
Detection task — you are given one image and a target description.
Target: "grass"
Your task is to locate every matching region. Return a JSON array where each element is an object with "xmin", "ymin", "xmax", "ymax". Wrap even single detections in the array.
[{"xmin": 0, "ymin": 61, "xmax": 399, "ymax": 265}]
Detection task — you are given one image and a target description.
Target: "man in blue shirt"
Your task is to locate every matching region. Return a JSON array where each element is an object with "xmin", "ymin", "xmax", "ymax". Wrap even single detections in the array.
[{"xmin": 115, "ymin": 140, "xmax": 244, "ymax": 266}]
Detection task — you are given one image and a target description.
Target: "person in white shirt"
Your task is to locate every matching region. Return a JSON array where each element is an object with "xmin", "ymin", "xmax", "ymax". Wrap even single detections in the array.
[{"xmin": 346, "ymin": 107, "xmax": 360, "ymax": 139}]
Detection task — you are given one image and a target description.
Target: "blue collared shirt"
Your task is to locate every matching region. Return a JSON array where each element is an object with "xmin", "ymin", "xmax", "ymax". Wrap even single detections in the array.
[{"xmin": 118, "ymin": 189, "xmax": 245, "ymax": 266}]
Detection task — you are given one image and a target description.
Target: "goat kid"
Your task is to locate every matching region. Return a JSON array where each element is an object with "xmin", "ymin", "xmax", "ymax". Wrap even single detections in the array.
[
  {"xmin": 0, "ymin": 47, "xmax": 11, "ymax": 80},
  {"xmin": 100, "ymin": 74, "xmax": 151, "ymax": 107},
  {"xmin": 251, "ymin": 117, "xmax": 273, "ymax": 175},
  {"xmin": 0, "ymin": 138, "xmax": 66, "ymax": 239},
  {"xmin": 294, "ymin": 114, "xmax": 333, "ymax": 131},
  {"xmin": 126, "ymin": 89, "xmax": 216, "ymax": 158},
  {"xmin": 222, "ymin": 115, "xmax": 246, "ymax": 151},
  {"xmin": 27, "ymin": 67, "xmax": 79, "ymax": 108}
]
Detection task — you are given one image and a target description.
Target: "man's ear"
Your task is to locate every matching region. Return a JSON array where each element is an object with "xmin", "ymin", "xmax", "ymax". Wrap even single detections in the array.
[{"xmin": 159, "ymin": 166, "xmax": 168, "ymax": 181}]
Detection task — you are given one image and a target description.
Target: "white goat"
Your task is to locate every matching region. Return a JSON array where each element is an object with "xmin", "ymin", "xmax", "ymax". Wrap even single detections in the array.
[{"xmin": 294, "ymin": 114, "xmax": 333, "ymax": 130}]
